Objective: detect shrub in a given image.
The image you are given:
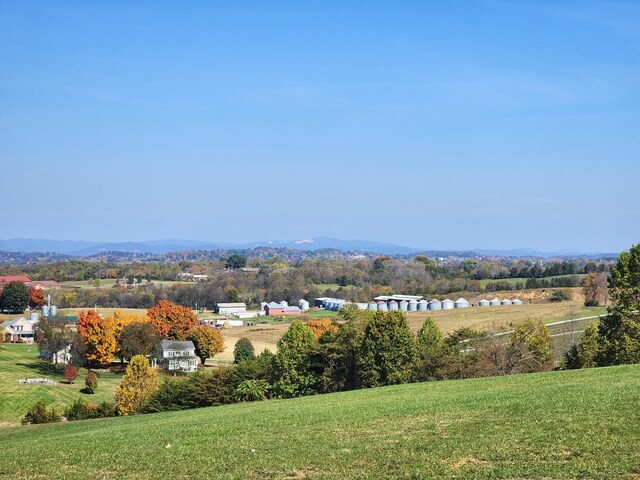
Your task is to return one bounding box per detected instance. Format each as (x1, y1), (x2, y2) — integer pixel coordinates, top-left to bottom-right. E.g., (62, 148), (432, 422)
(22, 401), (60, 425)
(550, 289), (572, 302)
(63, 364), (78, 384)
(234, 379), (271, 402)
(64, 399), (117, 421)
(233, 337), (255, 363)
(84, 371), (98, 393)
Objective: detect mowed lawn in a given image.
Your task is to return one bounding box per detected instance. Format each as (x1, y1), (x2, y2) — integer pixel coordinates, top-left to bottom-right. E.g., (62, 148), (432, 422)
(1, 365), (639, 479)
(0, 344), (121, 427)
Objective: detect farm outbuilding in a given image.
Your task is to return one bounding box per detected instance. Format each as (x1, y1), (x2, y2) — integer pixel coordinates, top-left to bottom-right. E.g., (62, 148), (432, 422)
(478, 299), (490, 307)
(441, 299), (454, 310)
(417, 299), (429, 311)
(408, 300), (418, 312)
(399, 300), (409, 312)
(454, 298), (470, 308)
(501, 299), (513, 306)
(215, 303), (247, 315)
(512, 299), (523, 305)
(428, 299), (442, 311)
(388, 300), (399, 311)
(298, 299), (310, 311)
(378, 301), (388, 312)
(489, 298), (501, 306)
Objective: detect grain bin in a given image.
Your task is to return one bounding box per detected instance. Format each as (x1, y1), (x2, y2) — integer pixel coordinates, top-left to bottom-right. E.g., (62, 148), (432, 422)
(489, 298), (501, 306)
(441, 299), (454, 310)
(512, 298), (523, 305)
(378, 301), (388, 312)
(454, 298), (470, 309)
(30, 311), (39, 322)
(417, 299), (429, 311)
(368, 302), (378, 311)
(428, 299), (442, 311)
(408, 300), (418, 312)
(478, 299), (490, 307)
(501, 299), (513, 306)
(280, 300), (288, 307)
(298, 299), (310, 311)
(42, 305), (50, 317)
(399, 300), (409, 312)
(50, 305), (58, 316)
(388, 300), (399, 311)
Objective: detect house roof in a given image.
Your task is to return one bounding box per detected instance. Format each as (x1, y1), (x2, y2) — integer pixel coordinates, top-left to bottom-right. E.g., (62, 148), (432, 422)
(266, 302), (283, 308)
(284, 306), (301, 312)
(160, 340), (195, 350)
(0, 276), (30, 283)
(2, 317), (29, 327)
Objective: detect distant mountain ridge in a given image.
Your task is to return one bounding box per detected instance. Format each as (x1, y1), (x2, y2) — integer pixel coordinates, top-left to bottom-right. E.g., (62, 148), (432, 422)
(0, 237), (618, 258)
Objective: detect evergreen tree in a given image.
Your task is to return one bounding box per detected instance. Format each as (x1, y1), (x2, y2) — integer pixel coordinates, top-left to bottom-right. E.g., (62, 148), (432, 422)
(233, 337), (255, 363)
(273, 320), (317, 398)
(1, 281), (30, 314)
(414, 317), (450, 381)
(356, 311), (416, 388)
(565, 323), (600, 369)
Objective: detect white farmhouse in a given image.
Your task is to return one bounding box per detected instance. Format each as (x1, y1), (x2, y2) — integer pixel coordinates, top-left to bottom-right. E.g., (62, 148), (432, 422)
(156, 340), (198, 373)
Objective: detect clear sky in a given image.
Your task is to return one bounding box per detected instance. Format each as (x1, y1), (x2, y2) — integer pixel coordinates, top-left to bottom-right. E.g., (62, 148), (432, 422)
(1, 1), (638, 252)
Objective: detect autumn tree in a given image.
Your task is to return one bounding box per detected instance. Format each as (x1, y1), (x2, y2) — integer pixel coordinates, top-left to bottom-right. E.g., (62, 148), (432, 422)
(583, 272), (609, 306)
(356, 311), (416, 388)
(273, 320), (318, 398)
(564, 323), (600, 369)
(28, 287), (45, 308)
(119, 322), (160, 361)
(147, 300), (198, 340)
(596, 243), (640, 365)
(77, 310), (117, 367)
(233, 337), (255, 363)
(64, 364), (78, 384)
(305, 318), (339, 339)
(1, 281), (30, 314)
(114, 355), (158, 415)
(189, 326), (225, 365)
(109, 312), (149, 362)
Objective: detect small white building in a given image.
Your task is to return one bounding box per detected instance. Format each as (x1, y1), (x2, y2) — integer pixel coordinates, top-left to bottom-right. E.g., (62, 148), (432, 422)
(215, 319), (244, 327)
(215, 303), (247, 315)
(298, 299), (310, 311)
(156, 340), (198, 372)
(40, 344), (73, 365)
(1, 317), (35, 343)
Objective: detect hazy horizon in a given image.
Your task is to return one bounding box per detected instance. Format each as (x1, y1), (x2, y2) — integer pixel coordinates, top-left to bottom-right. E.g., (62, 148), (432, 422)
(2, 1), (639, 252)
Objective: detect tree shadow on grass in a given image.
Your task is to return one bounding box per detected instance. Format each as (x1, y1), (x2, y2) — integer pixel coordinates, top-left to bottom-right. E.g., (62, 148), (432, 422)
(16, 361), (64, 378)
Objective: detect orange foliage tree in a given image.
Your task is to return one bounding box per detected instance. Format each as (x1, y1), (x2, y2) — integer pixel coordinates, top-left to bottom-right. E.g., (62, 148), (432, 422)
(305, 318), (339, 339)
(28, 287), (45, 308)
(147, 300), (199, 340)
(109, 312), (149, 362)
(189, 325), (225, 364)
(77, 310), (117, 367)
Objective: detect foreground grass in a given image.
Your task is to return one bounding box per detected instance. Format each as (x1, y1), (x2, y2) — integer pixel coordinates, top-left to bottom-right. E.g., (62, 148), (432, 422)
(0, 344), (121, 427)
(1, 365), (638, 479)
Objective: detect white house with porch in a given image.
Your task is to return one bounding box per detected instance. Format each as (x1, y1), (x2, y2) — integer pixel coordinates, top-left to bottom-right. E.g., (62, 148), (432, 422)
(1, 317), (35, 343)
(155, 340), (198, 372)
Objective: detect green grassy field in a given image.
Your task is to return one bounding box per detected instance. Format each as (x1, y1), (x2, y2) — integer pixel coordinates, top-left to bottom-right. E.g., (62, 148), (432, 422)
(1, 364), (638, 479)
(478, 274), (588, 288)
(0, 344), (121, 427)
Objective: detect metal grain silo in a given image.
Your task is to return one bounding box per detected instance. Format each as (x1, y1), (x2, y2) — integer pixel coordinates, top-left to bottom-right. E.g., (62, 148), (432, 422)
(388, 300), (399, 311)
(280, 300), (288, 307)
(42, 305), (50, 317)
(501, 299), (513, 306)
(417, 299), (429, 311)
(298, 299), (310, 311)
(428, 299), (442, 311)
(489, 298), (501, 306)
(368, 302), (377, 311)
(441, 298), (454, 310)
(30, 311), (39, 322)
(50, 305), (58, 316)
(408, 300), (418, 312)
(399, 300), (409, 312)
(478, 299), (490, 307)
(454, 298), (470, 309)
(512, 298), (523, 305)
(378, 301), (388, 312)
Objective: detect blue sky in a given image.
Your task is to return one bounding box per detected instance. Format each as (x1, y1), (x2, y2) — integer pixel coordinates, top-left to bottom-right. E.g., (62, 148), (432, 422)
(1, 1), (638, 251)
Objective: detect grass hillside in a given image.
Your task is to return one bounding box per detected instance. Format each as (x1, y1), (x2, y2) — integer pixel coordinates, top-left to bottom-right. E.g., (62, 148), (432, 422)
(1, 365), (638, 479)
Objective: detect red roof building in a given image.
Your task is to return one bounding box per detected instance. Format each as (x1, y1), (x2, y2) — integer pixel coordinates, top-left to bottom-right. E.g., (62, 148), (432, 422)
(0, 276), (31, 284)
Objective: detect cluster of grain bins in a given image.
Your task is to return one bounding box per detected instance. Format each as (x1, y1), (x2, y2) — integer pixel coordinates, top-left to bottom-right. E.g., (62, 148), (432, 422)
(478, 298), (523, 307)
(366, 295), (471, 312)
(314, 297), (349, 311)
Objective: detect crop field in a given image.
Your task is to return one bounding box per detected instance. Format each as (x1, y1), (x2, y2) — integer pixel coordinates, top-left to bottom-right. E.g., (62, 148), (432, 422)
(60, 279), (195, 289)
(0, 344), (121, 427)
(1, 364), (638, 479)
